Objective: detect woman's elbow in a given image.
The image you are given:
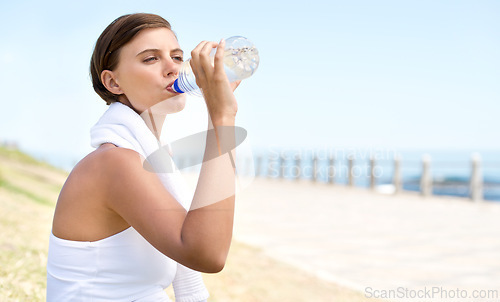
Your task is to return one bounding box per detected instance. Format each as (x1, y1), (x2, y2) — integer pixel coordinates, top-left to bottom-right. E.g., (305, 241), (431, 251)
(196, 253), (227, 273)
(168, 237), (230, 273)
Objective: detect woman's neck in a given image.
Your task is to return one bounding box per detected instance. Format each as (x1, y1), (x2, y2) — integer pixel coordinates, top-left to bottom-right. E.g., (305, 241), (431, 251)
(141, 108), (166, 140)
(118, 95), (187, 141)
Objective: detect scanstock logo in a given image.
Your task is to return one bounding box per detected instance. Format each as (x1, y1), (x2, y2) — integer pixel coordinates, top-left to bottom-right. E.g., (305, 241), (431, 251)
(144, 126), (248, 173)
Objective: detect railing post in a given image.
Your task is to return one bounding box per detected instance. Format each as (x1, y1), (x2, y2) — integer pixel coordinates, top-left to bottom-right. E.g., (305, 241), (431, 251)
(393, 154), (402, 194)
(328, 154), (335, 185)
(370, 155), (376, 191)
(420, 154), (432, 196)
(255, 155), (262, 177)
(279, 153), (286, 179)
(294, 153), (301, 181)
(470, 153), (483, 202)
(267, 153), (275, 178)
(312, 153), (318, 182)
(348, 155), (355, 187)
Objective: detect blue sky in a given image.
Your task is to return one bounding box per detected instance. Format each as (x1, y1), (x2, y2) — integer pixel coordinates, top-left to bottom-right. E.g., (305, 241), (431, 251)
(0, 0), (499, 167)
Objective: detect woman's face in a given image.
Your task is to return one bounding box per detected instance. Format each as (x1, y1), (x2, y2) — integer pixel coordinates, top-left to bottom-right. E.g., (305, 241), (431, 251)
(111, 27), (184, 113)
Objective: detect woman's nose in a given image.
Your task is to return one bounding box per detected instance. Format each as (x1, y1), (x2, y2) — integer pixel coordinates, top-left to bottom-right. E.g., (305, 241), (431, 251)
(163, 57), (180, 77)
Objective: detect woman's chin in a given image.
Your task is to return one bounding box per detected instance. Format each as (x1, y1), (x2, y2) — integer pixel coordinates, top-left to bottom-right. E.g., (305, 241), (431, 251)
(151, 94), (187, 114)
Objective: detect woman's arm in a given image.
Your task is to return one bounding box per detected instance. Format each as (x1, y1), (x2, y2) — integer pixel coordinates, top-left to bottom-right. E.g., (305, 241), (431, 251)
(103, 40), (239, 273)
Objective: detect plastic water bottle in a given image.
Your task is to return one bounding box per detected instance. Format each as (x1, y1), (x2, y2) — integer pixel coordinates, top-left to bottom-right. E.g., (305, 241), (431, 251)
(172, 36), (259, 96)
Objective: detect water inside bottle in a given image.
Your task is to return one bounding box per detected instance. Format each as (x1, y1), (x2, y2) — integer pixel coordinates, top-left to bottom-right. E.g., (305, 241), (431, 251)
(223, 46), (259, 80)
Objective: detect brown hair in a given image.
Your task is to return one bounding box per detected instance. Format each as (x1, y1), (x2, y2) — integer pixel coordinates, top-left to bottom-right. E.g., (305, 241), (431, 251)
(90, 13), (172, 105)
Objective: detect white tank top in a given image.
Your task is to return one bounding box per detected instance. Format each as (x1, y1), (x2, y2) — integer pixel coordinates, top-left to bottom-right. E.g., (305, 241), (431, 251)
(46, 227), (176, 301)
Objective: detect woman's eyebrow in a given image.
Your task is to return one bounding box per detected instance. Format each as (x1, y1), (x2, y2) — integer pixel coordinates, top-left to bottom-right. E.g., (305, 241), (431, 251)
(171, 48), (184, 56)
(136, 48), (184, 57)
(136, 49), (160, 57)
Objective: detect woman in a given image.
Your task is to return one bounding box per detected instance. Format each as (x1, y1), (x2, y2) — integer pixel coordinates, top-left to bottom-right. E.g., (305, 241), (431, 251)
(47, 13), (240, 301)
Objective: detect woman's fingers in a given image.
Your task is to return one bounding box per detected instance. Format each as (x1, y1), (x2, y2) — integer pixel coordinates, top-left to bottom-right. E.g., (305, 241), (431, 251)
(198, 41), (219, 80)
(213, 39), (226, 80)
(189, 39), (238, 119)
(190, 41), (209, 86)
(191, 40), (231, 91)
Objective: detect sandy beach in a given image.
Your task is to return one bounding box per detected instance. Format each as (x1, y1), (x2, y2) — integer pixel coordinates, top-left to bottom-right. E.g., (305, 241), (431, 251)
(224, 176), (500, 302)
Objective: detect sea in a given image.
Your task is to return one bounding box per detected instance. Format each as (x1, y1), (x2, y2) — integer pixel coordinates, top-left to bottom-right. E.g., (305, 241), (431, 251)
(30, 147), (500, 202)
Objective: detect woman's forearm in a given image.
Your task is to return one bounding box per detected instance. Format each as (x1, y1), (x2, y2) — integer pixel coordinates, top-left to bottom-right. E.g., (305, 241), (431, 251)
(179, 116), (236, 273)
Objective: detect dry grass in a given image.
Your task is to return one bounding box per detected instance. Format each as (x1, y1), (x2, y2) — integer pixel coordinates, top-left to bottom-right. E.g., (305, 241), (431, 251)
(0, 149), (62, 301)
(0, 147), (379, 301)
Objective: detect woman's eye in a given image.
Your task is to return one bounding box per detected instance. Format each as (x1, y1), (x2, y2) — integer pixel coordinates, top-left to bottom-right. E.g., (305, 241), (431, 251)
(143, 56), (159, 63)
(172, 56), (184, 62)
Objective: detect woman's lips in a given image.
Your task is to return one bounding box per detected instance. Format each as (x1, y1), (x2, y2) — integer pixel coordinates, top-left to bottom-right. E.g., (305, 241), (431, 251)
(166, 80), (180, 94)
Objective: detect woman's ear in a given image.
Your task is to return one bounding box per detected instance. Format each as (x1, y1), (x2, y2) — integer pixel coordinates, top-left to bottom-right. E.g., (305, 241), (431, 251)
(101, 70), (123, 95)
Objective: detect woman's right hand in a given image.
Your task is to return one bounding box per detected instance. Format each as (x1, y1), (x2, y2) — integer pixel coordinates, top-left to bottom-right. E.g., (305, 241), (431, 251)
(189, 39), (240, 123)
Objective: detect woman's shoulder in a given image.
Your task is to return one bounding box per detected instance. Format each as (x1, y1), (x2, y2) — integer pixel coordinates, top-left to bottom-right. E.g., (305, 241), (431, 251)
(75, 144), (142, 175)
(64, 144), (145, 192)
(52, 144), (141, 241)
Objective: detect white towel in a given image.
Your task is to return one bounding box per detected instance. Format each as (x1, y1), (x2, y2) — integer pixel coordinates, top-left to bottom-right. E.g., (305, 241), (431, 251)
(90, 101), (208, 302)
(90, 102), (191, 207)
